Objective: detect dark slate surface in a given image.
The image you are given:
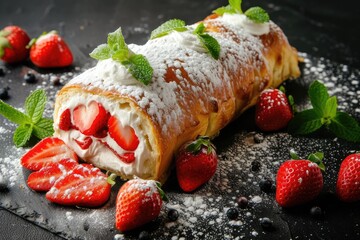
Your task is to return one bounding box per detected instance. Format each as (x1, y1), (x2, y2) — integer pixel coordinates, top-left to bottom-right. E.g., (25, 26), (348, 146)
(0, 0), (359, 240)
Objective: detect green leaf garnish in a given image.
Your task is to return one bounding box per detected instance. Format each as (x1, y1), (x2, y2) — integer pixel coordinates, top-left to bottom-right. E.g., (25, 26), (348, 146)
(197, 34), (221, 60)
(150, 19), (187, 39)
(25, 89), (46, 123)
(90, 27), (153, 85)
(13, 124), (33, 147)
(126, 54), (153, 86)
(213, 0), (270, 24)
(193, 23), (221, 60)
(289, 80), (360, 142)
(244, 7), (270, 23)
(0, 89), (54, 147)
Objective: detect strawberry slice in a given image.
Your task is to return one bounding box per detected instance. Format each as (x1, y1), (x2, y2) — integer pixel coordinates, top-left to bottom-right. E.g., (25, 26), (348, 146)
(21, 137), (78, 171)
(108, 116), (139, 151)
(73, 101), (108, 136)
(58, 109), (72, 131)
(46, 164), (111, 207)
(100, 140), (135, 164)
(27, 158), (78, 192)
(75, 137), (93, 150)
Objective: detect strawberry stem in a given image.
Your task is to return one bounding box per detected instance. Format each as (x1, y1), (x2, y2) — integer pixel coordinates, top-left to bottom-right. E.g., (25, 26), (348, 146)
(107, 172), (117, 186)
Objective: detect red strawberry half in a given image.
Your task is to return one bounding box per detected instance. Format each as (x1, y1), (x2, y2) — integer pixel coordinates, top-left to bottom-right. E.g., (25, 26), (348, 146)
(276, 151), (324, 207)
(29, 31), (73, 68)
(336, 153), (360, 202)
(108, 116), (139, 151)
(27, 158), (78, 192)
(255, 88), (293, 132)
(58, 108), (72, 131)
(0, 26), (30, 63)
(73, 101), (109, 136)
(176, 136), (218, 192)
(21, 137), (78, 171)
(46, 164), (111, 207)
(115, 179), (164, 232)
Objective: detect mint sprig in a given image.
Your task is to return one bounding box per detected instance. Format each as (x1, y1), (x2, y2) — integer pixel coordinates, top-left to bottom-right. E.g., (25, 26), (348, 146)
(0, 89), (54, 147)
(90, 28), (153, 85)
(213, 0), (269, 24)
(150, 19), (187, 39)
(193, 23), (220, 60)
(288, 80), (360, 142)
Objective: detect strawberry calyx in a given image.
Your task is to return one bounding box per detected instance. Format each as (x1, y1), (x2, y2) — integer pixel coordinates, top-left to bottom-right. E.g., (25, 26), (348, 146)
(185, 136), (216, 155)
(0, 30), (11, 58)
(289, 149), (326, 171)
(279, 85), (296, 114)
(155, 181), (168, 202)
(26, 30), (58, 49)
(106, 172), (118, 186)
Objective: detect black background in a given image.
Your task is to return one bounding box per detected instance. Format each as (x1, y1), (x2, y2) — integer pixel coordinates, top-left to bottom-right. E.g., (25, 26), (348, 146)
(1, 0), (360, 239)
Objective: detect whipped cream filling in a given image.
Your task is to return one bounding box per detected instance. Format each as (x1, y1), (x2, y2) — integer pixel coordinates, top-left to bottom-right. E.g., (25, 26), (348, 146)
(221, 13), (270, 36)
(54, 92), (154, 179)
(170, 28), (208, 54)
(95, 59), (139, 85)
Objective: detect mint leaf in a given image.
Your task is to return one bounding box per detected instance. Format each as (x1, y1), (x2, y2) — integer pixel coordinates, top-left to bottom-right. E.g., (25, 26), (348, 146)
(33, 118), (54, 139)
(213, 5), (236, 15)
(150, 19), (187, 39)
(245, 7), (270, 23)
(127, 54), (153, 85)
(288, 109), (323, 134)
(329, 112), (360, 142)
(25, 89), (46, 123)
(323, 96), (337, 120)
(0, 100), (30, 125)
(309, 80), (329, 115)
(194, 23), (206, 35)
(90, 28), (154, 85)
(229, 0), (242, 13)
(89, 44), (111, 60)
(107, 27), (127, 51)
(112, 49), (130, 62)
(197, 34), (221, 60)
(13, 124), (33, 147)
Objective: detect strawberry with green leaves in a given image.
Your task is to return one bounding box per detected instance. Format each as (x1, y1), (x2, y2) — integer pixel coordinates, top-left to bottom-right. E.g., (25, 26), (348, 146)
(0, 26), (30, 63)
(276, 151), (325, 207)
(289, 80), (360, 142)
(28, 31), (73, 68)
(336, 153), (360, 202)
(115, 179), (166, 232)
(255, 88), (293, 132)
(176, 136), (218, 192)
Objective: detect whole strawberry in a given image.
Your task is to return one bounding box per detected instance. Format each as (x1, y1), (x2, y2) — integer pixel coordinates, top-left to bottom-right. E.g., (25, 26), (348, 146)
(29, 31), (73, 68)
(255, 88), (293, 132)
(276, 151), (324, 207)
(176, 136), (218, 192)
(0, 26), (30, 63)
(336, 153), (360, 202)
(115, 179), (165, 232)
